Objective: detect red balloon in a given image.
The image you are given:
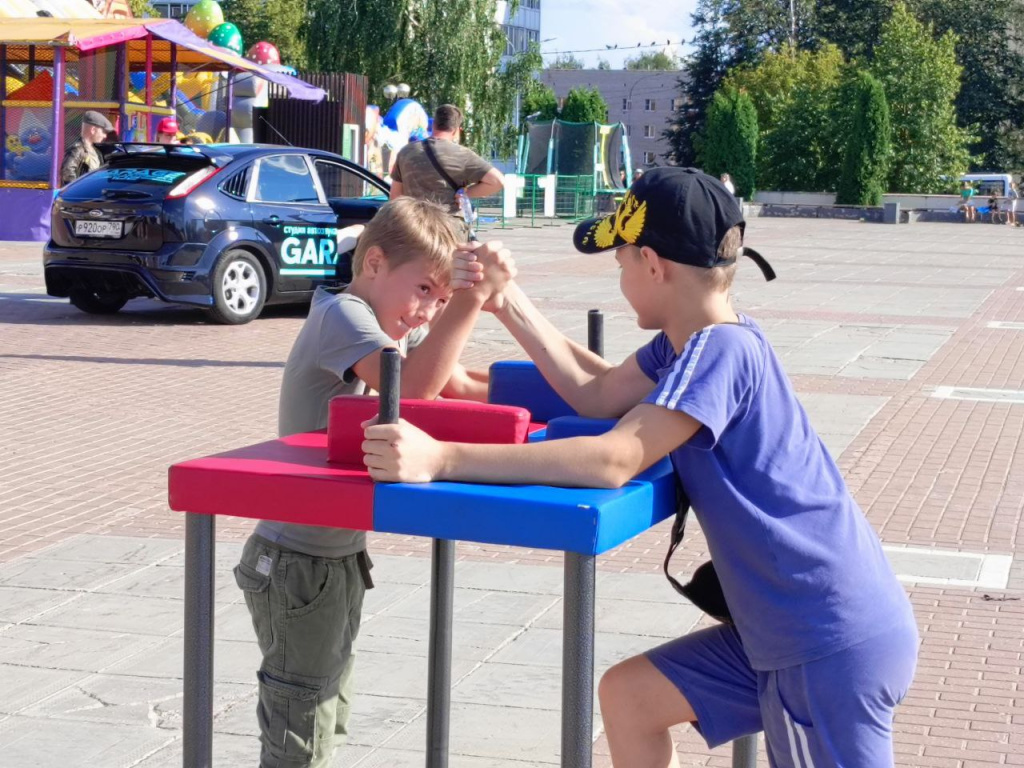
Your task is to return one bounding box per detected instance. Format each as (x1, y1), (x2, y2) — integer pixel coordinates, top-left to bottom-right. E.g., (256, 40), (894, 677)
(246, 42), (281, 66)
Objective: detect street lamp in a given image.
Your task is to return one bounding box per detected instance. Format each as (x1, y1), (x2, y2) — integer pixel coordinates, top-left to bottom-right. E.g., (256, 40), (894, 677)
(383, 83), (410, 102)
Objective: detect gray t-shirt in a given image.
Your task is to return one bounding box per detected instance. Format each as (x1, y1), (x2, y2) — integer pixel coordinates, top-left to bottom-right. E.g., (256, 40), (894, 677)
(392, 137), (494, 213)
(256, 287), (425, 557)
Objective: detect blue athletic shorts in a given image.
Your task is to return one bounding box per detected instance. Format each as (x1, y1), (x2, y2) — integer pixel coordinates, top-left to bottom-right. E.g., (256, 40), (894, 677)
(645, 620), (918, 767)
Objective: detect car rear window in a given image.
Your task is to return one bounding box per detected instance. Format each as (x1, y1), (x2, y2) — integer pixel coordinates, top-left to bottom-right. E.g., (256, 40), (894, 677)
(62, 153), (217, 200)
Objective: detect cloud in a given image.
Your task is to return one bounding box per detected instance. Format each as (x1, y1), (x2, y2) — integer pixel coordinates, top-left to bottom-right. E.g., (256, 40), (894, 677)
(542, 0), (698, 68)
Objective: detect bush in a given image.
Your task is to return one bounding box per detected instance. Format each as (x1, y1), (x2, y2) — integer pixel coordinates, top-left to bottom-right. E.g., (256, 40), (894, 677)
(695, 86), (758, 197)
(836, 71), (891, 206)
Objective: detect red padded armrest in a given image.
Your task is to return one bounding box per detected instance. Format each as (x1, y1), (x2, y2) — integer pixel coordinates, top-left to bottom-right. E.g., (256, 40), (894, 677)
(327, 396), (531, 465)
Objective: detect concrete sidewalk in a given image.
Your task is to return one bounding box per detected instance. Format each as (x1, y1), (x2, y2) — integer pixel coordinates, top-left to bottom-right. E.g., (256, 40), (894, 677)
(1, 218), (1022, 766)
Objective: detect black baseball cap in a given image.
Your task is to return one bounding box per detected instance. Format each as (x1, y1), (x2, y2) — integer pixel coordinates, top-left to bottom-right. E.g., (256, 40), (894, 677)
(573, 167), (775, 281)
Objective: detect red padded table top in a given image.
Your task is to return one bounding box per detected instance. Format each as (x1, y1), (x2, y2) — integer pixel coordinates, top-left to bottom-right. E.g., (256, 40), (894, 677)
(168, 431), (375, 530)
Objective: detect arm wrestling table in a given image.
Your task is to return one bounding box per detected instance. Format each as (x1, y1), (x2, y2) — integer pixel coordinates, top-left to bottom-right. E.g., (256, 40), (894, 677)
(168, 319), (758, 768)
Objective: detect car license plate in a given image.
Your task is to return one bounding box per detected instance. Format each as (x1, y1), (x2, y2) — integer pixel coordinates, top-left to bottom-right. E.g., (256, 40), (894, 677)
(74, 219), (123, 238)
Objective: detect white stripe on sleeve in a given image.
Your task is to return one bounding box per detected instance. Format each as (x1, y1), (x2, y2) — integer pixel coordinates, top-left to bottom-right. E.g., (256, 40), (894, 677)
(655, 326), (713, 410)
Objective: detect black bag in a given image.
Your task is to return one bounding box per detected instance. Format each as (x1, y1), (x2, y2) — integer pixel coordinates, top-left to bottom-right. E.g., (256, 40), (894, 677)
(663, 483), (733, 624)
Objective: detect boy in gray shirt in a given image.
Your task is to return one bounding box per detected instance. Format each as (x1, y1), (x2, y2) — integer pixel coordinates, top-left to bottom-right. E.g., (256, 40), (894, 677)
(234, 196), (514, 768)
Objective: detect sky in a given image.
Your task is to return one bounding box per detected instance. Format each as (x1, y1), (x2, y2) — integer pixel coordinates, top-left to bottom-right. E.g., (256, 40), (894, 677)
(540, 0), (699, 69)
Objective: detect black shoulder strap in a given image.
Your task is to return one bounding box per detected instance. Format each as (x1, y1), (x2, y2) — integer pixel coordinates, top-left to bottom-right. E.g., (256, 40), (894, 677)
(663, 478), (734, 624)
(422, 139), (461, 191)
(663, 479), (694, 596)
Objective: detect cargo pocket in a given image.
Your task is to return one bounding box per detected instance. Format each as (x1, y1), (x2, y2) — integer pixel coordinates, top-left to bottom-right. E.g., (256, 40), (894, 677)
(234, 561), (272, 649)
(256, 666), (326, 762)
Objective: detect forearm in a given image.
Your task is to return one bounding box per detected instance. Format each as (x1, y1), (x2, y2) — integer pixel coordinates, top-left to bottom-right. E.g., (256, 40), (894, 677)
(438, 435), (633, 488)
(402, 294), (484, 399)
(494, 283), (613, 416)
(466, 180), (502, 198)
(440, 365), (489, 402)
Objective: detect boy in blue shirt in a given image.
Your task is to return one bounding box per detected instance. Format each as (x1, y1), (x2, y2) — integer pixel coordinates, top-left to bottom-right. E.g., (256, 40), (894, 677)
(363, 168), (918, 767)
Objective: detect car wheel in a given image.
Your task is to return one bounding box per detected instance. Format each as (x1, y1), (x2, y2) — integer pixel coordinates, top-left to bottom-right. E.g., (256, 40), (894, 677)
(208, 250), (267, 325)
(68, 287), (129, 315)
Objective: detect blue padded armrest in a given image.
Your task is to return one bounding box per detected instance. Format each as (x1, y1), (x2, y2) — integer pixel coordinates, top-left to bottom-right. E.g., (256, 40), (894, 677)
(545, 416), (618, 440)
(373, 457), (677, 556)
(488, 361), (576, 423)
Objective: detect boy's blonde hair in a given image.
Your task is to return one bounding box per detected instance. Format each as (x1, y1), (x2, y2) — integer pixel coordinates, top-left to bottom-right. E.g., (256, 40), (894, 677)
(352, 197), (459, 282)
(702, 225), (742, 291)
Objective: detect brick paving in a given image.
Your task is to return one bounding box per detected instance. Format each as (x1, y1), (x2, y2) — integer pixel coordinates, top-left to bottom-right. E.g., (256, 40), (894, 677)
(1, 218), (1022, 766)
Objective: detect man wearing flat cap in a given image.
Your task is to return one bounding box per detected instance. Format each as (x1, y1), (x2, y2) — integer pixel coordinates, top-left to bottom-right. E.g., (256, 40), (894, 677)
(60, 110), (113, 186)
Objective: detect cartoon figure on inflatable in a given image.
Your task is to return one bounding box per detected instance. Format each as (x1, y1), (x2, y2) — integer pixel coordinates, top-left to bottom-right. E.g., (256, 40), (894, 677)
(367, 98), (429, 180)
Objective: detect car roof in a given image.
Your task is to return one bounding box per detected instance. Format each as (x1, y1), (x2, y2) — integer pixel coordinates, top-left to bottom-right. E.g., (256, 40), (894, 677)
(100, 143), (382, 181)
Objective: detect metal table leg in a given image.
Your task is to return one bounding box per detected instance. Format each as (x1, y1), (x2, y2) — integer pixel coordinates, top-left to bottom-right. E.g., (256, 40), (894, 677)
(183, 512), (215, 768)
(562, 552), (596, 768)
(732, 733), (758, 767)
(426, 537), (455, 768)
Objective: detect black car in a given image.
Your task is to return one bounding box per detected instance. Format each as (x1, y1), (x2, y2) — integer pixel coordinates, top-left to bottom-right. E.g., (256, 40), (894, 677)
(44, 143), (389, 324)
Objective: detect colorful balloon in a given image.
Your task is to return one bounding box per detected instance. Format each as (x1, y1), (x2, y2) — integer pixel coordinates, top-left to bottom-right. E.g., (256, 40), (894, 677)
(246, 41), (280, 66)
(184, 0), (224, 39)
(208, 22), (244, 57)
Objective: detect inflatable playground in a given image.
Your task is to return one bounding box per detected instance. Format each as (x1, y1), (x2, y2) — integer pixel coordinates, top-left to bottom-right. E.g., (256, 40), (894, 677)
(0, 10), (321, 240)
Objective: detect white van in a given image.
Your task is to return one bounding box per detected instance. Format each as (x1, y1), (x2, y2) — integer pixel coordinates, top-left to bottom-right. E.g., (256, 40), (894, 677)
(959, 173), (1013, 197)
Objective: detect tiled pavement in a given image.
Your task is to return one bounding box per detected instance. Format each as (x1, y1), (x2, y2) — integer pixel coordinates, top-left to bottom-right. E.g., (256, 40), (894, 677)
(0, 218), (1021, 766)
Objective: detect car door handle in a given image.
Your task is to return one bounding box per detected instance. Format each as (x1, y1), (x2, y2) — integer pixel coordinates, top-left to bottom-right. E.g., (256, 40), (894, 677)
(262, 216), (282, 226)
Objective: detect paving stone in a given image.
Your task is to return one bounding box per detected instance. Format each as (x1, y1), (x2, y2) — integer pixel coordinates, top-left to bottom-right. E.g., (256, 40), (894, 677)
(0, 624), (162, 672)
(385, 586), (561, 628)
(359, 613), (521, 662)
(384, 701), (582, 764)
(355, 649), (477, 701)
(27, 593), (185, 636)
(0, 558), (140, 591)
(534, 596), (698, 639)
(0, 585), (76, 623)
(21, 673), (252, 729)
(93, 563), (240, 604)
(28, 535), (183, 565)
(107, 636), (263, 685)
(0, 663), (93, 713)
(0, 716), (175, 768)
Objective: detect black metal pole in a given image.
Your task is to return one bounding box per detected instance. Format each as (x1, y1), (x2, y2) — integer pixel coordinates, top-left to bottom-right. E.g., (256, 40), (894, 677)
(732, 734), (758, 767)
(562, 552), (596, 768)
(557, 311), (604, 767)
(183, 512), (215, 768)
(377, 349), (453, 767)
(426, 538), (455, 768)
(587, 309), (604, 359)
(378, 347), (401, 425)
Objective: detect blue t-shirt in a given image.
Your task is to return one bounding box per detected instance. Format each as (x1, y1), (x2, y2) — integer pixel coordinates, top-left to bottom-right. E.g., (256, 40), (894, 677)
(637, 316), (914, 671)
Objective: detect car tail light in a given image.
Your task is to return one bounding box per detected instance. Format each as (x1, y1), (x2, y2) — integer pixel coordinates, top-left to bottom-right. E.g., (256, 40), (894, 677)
(167, 166), (223, 199)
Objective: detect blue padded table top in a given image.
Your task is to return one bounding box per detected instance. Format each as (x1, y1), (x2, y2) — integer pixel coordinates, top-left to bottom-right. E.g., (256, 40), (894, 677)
(373, 457), (677, 555)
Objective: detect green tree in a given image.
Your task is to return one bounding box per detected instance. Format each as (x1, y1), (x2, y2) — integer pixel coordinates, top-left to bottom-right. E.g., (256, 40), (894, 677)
(695, 86), (758, 197)
(908, 0), (1024, 172)
(549, 53), (585, 70)
(726, 43), (845, 190)
(128, 0), (157, 16)
(222, 0), (308, 68)
(520, 74), (558, 122)
(836, 71), (892, 205)
(596, 58), (612, 71)
(813, 0), (895, 58)
(870, 2), (972, 193)
(625, 51), (679, 70)
(665, 0), (732, 166)
(304, 0), (518, 157)
(560, 86), (608, 123)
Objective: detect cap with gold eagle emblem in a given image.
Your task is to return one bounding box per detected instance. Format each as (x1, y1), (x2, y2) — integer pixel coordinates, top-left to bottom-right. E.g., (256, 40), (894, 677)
(573, 167), (775, 281)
